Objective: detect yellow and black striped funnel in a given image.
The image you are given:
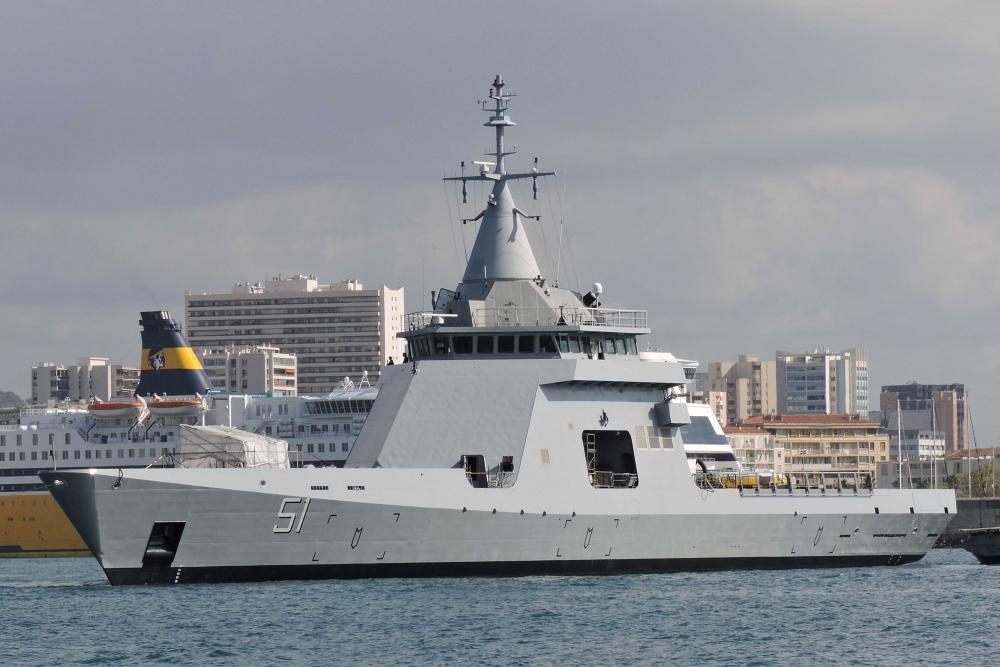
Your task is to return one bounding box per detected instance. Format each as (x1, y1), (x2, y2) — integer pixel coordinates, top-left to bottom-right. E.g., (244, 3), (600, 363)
(134, 311), (213, 397)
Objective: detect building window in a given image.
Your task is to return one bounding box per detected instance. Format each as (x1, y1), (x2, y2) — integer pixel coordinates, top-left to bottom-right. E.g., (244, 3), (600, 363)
(32, 433), (38, 446)
(65, 433), (71, 445)
(31, 451), (38, 461)
(319, 443), (325, 453)
(342, 442), (349, 452)
(48, 433), (54, 446)
(85, 450), (92, 459)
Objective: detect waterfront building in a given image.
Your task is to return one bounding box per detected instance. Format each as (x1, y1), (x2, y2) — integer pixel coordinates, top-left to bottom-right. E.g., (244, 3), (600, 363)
(775, 348), (869, 417)
(723, 425), (784, 473)
(185, 275), (405, 394)
(197, 345), (298, 396)
(876, 447), (999, 491)
(880, 383), (968, 453)
(741, 414), (889, 476)
(31, 358), (139, 404)
(704, 355), (776, 425)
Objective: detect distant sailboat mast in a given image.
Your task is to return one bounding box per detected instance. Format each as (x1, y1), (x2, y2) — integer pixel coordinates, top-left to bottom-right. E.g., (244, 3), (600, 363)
(897, 397), (904, 489)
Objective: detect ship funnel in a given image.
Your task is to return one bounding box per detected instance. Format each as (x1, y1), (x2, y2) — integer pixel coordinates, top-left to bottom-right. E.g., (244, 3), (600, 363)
(134, 311), (213, 397)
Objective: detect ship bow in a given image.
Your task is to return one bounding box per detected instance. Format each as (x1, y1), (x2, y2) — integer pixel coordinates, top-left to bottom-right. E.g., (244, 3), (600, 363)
(38, 470), (103, 559)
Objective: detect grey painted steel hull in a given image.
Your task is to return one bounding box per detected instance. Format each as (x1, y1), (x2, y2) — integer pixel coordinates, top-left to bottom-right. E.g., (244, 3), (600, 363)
(42, 469), (954, 585)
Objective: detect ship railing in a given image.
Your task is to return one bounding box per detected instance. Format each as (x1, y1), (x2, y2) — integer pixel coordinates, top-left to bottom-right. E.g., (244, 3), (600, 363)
(473, 307), (648, 329)
(464, 470), (516, 489)
(590, 470), (639, 489)
(694, 470), (874, 496)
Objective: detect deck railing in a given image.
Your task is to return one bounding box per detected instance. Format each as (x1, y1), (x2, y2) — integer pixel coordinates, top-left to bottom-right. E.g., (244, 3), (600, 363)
(404, 307), (647, 331)
(694, 470), (874, 497)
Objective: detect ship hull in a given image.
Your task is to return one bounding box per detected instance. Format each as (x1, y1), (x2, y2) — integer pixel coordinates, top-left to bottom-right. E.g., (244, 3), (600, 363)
(41, 468), (955, 585)
(0, 493), (88, 558)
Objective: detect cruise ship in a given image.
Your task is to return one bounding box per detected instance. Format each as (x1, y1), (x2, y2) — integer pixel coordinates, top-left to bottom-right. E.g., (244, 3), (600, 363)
(0, 312), (375, 557)
(44, 76), (955, 584)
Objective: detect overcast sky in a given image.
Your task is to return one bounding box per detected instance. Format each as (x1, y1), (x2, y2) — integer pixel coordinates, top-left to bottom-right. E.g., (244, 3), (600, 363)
(2, 2), (999, 440)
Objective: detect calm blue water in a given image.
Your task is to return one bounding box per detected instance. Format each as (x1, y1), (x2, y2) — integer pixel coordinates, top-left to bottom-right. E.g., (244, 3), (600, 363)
(3, 549), (997, 666)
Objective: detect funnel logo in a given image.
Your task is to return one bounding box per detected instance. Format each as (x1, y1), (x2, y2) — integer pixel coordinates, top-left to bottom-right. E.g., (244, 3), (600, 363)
(148, 349), (166, 371)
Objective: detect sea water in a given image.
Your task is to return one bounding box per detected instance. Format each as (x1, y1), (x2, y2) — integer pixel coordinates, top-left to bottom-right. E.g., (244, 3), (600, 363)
(3, 549), (997, 666)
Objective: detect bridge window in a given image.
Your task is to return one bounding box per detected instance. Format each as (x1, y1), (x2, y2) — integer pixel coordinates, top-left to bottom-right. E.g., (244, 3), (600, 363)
(615, 337), (626, 355)
(477, 335), (494, 354)
(434, 336), (451, 355)
(498, 335), (515, 353)
(518, 335), (536, 353)
(626, 337), (638, 355)
(453, 335), (473, 354)
(569, 336), (582, 353)
(540, 335), (558, 354)
(583, 430), (638, 489)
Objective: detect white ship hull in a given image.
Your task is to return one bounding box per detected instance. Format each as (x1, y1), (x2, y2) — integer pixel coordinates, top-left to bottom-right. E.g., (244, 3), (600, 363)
(42, 463), (954, 585)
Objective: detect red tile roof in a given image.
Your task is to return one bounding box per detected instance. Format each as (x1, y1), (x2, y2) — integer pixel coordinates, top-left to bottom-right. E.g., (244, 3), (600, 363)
(723, 426), (768, 434)
(742, 414), (880, 427)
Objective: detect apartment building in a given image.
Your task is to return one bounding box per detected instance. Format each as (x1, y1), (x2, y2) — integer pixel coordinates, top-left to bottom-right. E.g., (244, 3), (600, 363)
(704, 355), (776, 425)
(880, 382), (968, 453)
(31, 358), (139, 404)
(186, 275), (404, 395)
(775, 348), (869, 417)
(197, 345), (298, 396)
(742, 414), (889, 476)
(723, 426), (785, 473)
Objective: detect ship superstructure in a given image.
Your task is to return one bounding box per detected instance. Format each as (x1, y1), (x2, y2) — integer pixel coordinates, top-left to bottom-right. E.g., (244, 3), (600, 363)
(42, 77), (955, 583)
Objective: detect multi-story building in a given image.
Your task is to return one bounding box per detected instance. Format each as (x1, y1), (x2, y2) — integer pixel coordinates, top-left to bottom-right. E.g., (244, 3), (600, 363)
(197, 345), (298, 396)
(775, 348), (869, 417)
(723, 425), (784, 473)
(704, 355), (776, 425)
(185, 275), (405, 395)
(880, 383), (968, 454)
(741, 414), (889, 476)
(31, 358), (139, 404)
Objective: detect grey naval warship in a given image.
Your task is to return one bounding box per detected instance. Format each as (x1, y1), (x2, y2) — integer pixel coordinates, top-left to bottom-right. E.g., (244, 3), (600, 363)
(43, 76), (956, 585)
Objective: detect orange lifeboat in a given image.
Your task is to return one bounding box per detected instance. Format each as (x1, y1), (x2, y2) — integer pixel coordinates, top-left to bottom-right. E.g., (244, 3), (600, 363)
(148, 397), (204, 417)
(88, 398), (145, 420)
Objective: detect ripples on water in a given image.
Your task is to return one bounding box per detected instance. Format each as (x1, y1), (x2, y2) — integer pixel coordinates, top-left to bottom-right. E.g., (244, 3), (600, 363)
(4, 549), (997, 666)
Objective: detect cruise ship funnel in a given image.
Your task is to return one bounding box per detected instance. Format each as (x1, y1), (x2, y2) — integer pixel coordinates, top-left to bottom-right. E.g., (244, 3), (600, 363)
(134, 311), (213, 397)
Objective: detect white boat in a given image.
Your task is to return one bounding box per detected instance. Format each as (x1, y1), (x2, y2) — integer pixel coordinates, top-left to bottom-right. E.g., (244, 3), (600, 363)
(42, 76), (955, 584)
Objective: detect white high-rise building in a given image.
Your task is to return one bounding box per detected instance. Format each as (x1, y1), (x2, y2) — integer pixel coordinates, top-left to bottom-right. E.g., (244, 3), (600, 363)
(775, 348), (869, 417)
(197, 345), (298, 396)
(185, 276), (404, 395)
(30, 358), (140, 404)
(704, 354), (777, 425)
